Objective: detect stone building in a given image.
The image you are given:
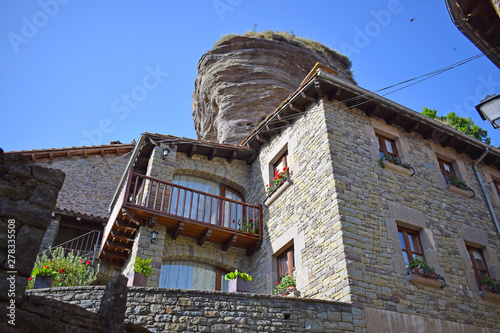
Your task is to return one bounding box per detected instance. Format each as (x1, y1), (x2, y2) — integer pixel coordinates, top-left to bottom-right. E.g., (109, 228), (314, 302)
(8, 34), (500, 331)
(93, 62), (500, 331)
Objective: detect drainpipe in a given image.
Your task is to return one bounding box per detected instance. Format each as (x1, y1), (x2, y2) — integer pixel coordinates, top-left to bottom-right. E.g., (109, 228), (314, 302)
(473, 148), (500, 238)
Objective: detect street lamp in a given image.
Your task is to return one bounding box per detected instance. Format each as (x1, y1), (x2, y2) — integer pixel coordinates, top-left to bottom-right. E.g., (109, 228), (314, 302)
(476, 94), (500, 129)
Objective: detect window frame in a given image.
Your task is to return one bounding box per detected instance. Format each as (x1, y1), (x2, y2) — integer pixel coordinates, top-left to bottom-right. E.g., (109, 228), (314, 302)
(493, 179), (500, 197)
(160, 260), (230, 291)
(376, 133), (398, 158)
(273, 151), (288, 175)
(466, 245), (490, 287)
(398, 226), (425, 264)
(277, 245), (295, 281)
(437, 158), (456, 183)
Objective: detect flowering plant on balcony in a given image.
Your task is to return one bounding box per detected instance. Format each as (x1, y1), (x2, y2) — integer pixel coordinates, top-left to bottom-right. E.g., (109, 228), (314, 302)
(378, 154), (413, 171)
(408, 256), (435, 275)
(480, 275), (500, 293)
(263, 168), (289, 196)
(273, 274), (296, 295)
(28, 247), (99, 289)
(447, 174), (472, 191)
(236, 216), (258, 236)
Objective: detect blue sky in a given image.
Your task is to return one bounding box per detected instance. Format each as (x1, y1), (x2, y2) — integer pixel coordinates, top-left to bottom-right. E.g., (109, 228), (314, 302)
(1, 0), (499, 152)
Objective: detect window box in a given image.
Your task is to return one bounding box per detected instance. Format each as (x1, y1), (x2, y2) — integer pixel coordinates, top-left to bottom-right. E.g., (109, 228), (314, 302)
(407, 268), (446, 289)
(479, 287), (500, 302)
(279, 286), (299, 297)
(446, 184), (475, 198)
(126, 272), (148, 287)
(378, 155), (415, 177)
(264, 177), (292, 206)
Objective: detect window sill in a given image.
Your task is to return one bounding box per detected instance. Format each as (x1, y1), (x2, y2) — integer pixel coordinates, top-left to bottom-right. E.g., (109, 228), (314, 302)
(264, 178), (292, 206)
(446, 184), (475, 198)
(407, 272), (445, 289)
(384, 161), (414, 177)
(479, 289), (500, 302)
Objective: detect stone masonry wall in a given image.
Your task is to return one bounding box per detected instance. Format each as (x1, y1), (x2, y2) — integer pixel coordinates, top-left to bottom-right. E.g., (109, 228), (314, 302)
(121, 144), (252, 288)
(28, 286), (358, 332)
(246, 99), (352, 304)
(36, 151), (131, 218)
(322, 99), (500, 330)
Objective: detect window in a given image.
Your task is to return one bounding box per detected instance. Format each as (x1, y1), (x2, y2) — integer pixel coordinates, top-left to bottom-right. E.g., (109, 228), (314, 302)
(398, 226), (424, 265)
(277, 246), (295, 280)
(273, 151), (288, 175)
(159, 260), (229, 291)
(437, 158), (456, 183)
(466, 245), (489, 287)
(493, 179), (500, 197)
(376, 134), (398, 158)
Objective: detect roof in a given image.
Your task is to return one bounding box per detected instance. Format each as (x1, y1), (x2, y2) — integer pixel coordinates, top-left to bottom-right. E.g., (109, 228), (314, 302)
(6, 142), (136, 162)
(241, 65), (500, 169)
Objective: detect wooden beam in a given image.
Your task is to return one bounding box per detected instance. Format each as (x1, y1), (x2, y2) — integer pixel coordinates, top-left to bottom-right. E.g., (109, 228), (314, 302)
(49, 153), (53, 161)
(246, 151), (256, 165)
(441, 136), (452, 148)
(102, 249), (129, 260)
(110, 230), (135, 241)
(365, 104), (379, 117)
(107, 240), (133, 251)
(265, 125), (280, 134)
(222, 234), (237, 251)
(255, 134), (269, 144)
(288, 103), (304, 113)
(385, 114), (400, 126)
(245, 240), (262, 256)
(314, 80), (324, 98)
(100, 149), (104, 157)
(31, 154), (36, 163)
(277, 115), (291, 124)
(172, 222), (185, 240)
(422, 129), (433, 140)
(208, 148), (217, 161)
(300, 91), (317, 102)
(149, 214), (158, 228)
(115, 219), (139, 231)
(330, 87), (342, 101)
(346, 97), (358, 108)
(188, 144), (197, 158)
(404, 121), (419, 133)
(198, 228), (212, 246)
(121, 207), (145, 226)
(227, 151), (236, 163)
(455, 143), (468, 154)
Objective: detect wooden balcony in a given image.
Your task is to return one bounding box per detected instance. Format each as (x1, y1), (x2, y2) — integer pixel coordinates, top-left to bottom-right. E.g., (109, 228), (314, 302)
(100, 172), (262, 265)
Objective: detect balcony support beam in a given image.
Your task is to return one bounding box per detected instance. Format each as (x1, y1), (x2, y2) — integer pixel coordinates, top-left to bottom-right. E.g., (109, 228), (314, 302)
(171, 222), (184, 240)
(121, 207), (146, 226)
(198, 228), (212, 246)
(246, 240), (262, 256)
(223, 234), (237, 251)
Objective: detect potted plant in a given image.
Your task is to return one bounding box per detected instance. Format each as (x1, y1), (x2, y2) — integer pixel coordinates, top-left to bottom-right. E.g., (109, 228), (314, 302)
(407, 257), (446, 288)
(32, 265), (57, 289)
(225, 270), (252, 293)
(479, 275), (500, 301)
(127, 257), (152, 287)
(273, 274), (298, 297)
(262, 167), (289, 197)
(378, 154), (415, 176)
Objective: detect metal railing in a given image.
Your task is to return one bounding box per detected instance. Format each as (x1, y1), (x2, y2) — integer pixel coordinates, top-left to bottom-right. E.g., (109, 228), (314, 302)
(38, 230), (101, 265)
(125, 172), (261, 236)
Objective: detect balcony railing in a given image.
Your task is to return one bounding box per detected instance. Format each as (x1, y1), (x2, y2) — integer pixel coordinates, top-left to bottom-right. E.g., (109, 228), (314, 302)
(38, 230), (101, 266)
(124, 172), (262, 238)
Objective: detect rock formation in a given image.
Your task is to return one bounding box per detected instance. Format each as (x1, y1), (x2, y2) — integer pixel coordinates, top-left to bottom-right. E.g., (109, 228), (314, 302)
(193, 33), (355, 145)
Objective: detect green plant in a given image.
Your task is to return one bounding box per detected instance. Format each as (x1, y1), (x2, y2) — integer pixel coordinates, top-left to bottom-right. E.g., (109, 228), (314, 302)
(28, 247), (99, 289)
(447, 175), (471, 190)
(263, 168), (289, 196)
(408, 256), (435, 275)
(273, 274), (296, 295)
(224, 270), (252, 281)
(480, 275), (500, 292)
(134, 257), (153, 277)
(235, 216), (258, 236)
(378, 154), (413, 170)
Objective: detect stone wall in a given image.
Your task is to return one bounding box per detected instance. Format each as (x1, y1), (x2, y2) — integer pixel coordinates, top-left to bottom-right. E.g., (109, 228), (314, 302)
(321, 99), (500, 329)
(28, 286), (359, 332)
(35, 151), (131, 219)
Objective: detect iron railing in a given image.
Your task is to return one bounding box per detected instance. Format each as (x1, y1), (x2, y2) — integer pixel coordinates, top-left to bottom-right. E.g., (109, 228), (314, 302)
(38, 230), (101, 265)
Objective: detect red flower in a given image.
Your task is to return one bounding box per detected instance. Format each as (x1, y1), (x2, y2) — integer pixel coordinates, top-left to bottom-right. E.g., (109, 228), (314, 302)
(80, 260), (84, 263)
(44, 266), (49, 269)
(276, 282), (280, 285)
(59, 269), (65, 274)
(28, 277), (32, 281)
(86, 260), (91, 265)
(248, 233), (252, 237)
(283, 167), (287, 172)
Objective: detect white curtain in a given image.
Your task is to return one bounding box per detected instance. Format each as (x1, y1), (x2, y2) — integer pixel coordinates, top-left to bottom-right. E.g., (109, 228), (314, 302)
(169, 175), (220, 224)
(223, 188), (243, 229)
(159, 261), (216, 291)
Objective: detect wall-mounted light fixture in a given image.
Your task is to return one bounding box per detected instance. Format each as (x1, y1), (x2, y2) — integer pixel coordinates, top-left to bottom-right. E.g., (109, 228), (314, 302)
(163, 148), (170, 160)
(151, 230), (159, 244)
(476, 94), (500, 129)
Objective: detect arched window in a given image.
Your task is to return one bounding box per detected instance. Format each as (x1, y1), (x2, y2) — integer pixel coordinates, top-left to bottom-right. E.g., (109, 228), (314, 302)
(159, 260), (228, 291)
(169, 175), (244, 229)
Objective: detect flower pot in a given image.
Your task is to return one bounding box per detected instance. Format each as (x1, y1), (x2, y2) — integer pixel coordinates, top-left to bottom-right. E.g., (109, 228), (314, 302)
(480, 287), (500, 302)
(282, 286), (299, 297)
(126, 272), (148, 287)
(33, 275), (54, 289)
(228, 277), (250, 293)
